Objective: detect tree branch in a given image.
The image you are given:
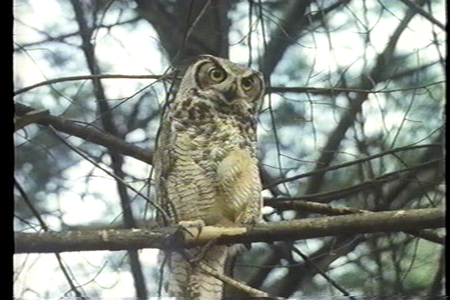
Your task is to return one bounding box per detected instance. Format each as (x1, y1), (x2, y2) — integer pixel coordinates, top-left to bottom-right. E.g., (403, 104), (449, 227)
(303, 1), (427, 195)
(199, 262), (269, 297)
(14, 102), (153, 164)
(399, 0), (445, 30)
(265, 158), (442, 201)
(68, 2), (147, 296)
(13, 74), (168, 95)
(15, 208), (444, 254)
(268, 80), (445, 96)
(260, 0), (347, 76)
(14, 72), (443, 97)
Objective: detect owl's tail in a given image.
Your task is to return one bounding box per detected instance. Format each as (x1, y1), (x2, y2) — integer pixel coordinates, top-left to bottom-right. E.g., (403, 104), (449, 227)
(166, 245), (229, 299)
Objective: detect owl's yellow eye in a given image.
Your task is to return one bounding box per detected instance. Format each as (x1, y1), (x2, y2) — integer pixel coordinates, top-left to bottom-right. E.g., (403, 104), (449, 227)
(208, 67), (227, 82)
(241, 77), (254, 91)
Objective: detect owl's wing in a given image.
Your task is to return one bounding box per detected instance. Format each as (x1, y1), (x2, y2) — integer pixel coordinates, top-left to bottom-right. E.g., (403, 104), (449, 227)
(217, 148), (263, 224)
(155, 120), (220, 225)
(153, 118), (177, 224)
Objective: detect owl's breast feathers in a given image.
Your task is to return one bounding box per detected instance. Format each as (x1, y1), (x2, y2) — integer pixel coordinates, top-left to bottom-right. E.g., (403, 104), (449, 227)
(163, 93), (261, 225)
(154, 55), (265, 298)
(216, 148), (261, 223)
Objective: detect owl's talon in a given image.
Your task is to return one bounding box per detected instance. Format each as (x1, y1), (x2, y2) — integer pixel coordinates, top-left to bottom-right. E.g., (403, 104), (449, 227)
(178, 219), (205, 238)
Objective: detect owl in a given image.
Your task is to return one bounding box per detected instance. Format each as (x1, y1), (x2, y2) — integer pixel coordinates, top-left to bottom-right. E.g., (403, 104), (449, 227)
(153, 54), (265, 298)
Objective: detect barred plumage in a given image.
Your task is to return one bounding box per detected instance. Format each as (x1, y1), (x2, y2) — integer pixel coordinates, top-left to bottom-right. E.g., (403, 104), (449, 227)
(153, 54), (265, 298)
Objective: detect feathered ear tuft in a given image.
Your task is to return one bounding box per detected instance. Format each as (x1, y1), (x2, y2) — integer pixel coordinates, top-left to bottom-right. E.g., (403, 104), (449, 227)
(165, 55), (214, 101)
(169, 55), (212, 90)
(175, 54), (214, 75)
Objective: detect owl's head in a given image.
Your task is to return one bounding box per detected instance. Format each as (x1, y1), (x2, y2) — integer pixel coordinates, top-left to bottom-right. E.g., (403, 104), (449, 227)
(177, 55), (265, 113)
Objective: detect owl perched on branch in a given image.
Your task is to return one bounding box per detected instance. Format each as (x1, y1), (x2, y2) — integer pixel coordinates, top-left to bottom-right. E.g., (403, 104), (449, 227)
(153, 54), (265, 298)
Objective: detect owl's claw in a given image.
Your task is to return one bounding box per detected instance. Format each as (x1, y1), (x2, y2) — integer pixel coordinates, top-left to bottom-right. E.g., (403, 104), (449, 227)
(177, 220), (217, 266)
(178, 219), (205, 239)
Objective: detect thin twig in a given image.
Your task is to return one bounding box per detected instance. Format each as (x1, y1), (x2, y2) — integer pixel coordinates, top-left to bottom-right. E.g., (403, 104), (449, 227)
(14, 74), (444, 97)
(182, 0), (213, 51)
(14, 179), (49, 231)
(199, 262), (269, 297)
(14, 16), (141, 50)
(13, 74), (173, 95)
(264, 144), (441, 189)
(268, 80), (445, 95)
(48, 125), (169, 223)
(14, 179), (85, 298)
(291, 246), (357, 300)
(399, 0), (445, 30)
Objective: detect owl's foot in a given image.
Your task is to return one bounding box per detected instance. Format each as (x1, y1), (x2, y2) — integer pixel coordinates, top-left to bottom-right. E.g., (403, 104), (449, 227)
(177, 220), (217, 266)
(178, 219), (205, 239)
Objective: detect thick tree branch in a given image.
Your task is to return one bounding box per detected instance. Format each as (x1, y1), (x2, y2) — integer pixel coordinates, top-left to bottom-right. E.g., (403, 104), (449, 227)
(260, 0), (347, 76)
(14, 102), (153, 164)
(15, 208), (444, 254)
(399, 0), (445, 30)
(135, 0), (233, 61)
(69, 1), (147, 297)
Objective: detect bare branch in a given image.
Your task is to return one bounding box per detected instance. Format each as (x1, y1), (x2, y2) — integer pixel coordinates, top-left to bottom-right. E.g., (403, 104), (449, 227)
(14, 73), (443, 97)
(303, 1), (429, 195)
(260, 0), (348, 76)
(199, 263), (269, 297)
(48, 126), (169, 223)
(264, 199), (444, 245)
(291, 247), (357, 300)
(14, 109), (50, 131)
(268, 80), (445, 96)
(15, 208), (444, 254)
(265, 147), (441, 189)
(13, 74), (170, 95)
(399, 0), (445, 30)
(14, 102), (154, 164)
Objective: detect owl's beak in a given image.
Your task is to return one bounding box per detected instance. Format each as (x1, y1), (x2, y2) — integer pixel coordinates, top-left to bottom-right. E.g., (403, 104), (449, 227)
(223, 82), (237, 102)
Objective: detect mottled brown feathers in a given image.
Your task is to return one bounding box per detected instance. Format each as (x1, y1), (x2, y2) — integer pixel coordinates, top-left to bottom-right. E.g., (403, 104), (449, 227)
(153, 54), (264, 298)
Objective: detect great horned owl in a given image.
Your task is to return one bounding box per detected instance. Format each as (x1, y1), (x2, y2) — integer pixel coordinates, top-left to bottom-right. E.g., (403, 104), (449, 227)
(153, 54), (265, 298)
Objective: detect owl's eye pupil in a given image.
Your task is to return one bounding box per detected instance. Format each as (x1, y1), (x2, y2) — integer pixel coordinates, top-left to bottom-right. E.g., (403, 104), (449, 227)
(241, 77), (253, 90)
(209, 68), (226, 81)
